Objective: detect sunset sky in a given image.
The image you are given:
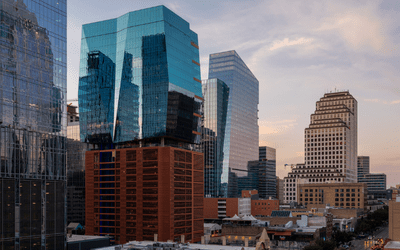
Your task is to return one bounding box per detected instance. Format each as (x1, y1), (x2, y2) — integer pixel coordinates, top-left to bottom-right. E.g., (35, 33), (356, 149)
(67, 0), (400, 187)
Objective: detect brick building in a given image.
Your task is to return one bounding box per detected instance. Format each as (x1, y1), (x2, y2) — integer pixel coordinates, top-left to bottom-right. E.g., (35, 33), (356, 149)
(297, 183), (367, 210)
(204, 198), (251, 219)
(85, 147), (203, 243)
(204, 196), (278, 218)
(251, 199), (279, 217)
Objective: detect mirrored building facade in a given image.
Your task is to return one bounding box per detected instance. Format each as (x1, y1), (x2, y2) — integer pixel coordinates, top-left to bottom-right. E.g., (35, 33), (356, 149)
(80, 6), (204, 244)
(78, 5), (202, 146)
(208, 50), (259, 197)
(202, 78), (229, 197)
(0, 0), (67, 249)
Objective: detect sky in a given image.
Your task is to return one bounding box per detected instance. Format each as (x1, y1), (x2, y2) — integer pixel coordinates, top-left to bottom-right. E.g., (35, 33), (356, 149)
(67, 0), (400, 187)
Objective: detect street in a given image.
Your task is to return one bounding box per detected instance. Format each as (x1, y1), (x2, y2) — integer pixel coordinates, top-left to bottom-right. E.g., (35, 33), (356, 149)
(350, 226), (388, 250)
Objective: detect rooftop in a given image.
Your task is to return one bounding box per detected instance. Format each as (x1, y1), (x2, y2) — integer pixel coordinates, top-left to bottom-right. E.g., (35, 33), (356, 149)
(67, 234), (110, 243)
(384, 241), (400, 249)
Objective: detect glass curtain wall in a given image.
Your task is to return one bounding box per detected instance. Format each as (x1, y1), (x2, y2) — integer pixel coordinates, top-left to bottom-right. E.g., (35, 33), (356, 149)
(0, 0), (67, 249)
(208, 50), (259, 197)
(202, 78), (229, 197)
(78, 6), (202, 147)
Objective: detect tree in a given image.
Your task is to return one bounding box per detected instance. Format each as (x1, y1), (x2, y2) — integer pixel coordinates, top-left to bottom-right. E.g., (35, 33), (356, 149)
(303, 245), (323, 250)
(333, 231), (353, 246)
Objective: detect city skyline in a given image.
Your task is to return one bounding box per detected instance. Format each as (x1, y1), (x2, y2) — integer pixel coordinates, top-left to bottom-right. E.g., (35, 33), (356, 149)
(67, 0), (400, 187)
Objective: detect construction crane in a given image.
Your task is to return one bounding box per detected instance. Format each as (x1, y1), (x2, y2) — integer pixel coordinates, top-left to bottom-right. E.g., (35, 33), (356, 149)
(284, 164), (297, 170)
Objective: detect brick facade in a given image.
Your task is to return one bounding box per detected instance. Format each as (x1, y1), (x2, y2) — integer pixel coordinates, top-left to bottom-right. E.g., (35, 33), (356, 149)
(251, 199), (279, 217)
(297, 183), (367, 210)
(85, 147), (203, 244)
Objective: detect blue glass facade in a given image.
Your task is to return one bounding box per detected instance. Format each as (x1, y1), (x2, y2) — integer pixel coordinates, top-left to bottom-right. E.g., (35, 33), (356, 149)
(79, 6), (202, 145)
(208, 50), (259, 197)
(202, 78), (229, 197)
(0, 0), (67, 249)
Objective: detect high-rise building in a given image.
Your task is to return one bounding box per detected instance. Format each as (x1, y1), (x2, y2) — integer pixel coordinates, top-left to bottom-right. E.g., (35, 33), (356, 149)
(259, 146), (276, 199)
(357, 156), (386, 199)
(85, 147), (203, 243)
(0, 0), (67, 249)
(304, 91), (358, 183)
(357, 156), (370, 180)
(284, 91), (358, 204)
(202, 79), (229, 197)
(359, 173), (387, 198)
(208, 50), (259, 197)
(276, 177), (284, 204)
(79, 6), (202, 146)
(67, 105), (87, 226)
(79, 6), (203, 244)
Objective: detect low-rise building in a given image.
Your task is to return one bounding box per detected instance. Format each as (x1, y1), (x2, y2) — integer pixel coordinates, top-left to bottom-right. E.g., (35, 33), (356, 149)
(204, 198), (251, 219)
(297, 182), (367, 210)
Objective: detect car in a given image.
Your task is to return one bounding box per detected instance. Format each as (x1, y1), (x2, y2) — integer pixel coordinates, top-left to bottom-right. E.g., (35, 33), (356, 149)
(368, 236), (373, 240)
(342, 245), (350, 249)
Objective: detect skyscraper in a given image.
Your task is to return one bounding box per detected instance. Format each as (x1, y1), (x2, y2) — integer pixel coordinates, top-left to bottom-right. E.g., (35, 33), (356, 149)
(79, 6), (202, 146)
(284, 91), (358, 204)
(67, 105), (87, 226)
(259, 146), (277, 199)
(79, 6), (203, 244)
(0, 0), (67, 249)
(208, 50), (259, 197)
(357, 156), (387, 199)
(357, 156), (370, 180)
(202, 78), (229, 197)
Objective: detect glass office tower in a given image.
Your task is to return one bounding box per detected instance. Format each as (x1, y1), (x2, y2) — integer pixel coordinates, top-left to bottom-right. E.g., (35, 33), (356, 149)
(78, 5), (202, 146)
(208, 50), (259, 197)
(202, 78), (229, 197)
(259, 146), (276, 199)
(79, 6), (204, 244)
(0, 0), (67, 249)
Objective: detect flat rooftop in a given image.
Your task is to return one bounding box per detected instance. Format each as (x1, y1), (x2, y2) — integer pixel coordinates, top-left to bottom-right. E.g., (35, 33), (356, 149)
(67, 234), (110, 243)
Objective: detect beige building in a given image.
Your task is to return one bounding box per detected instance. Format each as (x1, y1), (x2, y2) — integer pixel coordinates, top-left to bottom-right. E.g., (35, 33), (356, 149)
(297, 183), (367, 210)
(284, 91), (358, 204)
(389, 191), (400, 241)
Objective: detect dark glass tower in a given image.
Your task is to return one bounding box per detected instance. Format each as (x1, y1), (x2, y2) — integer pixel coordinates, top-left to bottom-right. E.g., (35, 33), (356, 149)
(208, 50), (259, 197)
(0, 0), (67, 249)
(202, 78), (229, 197)
(259, 146), (277, 199)
(78, 6), (202, 146)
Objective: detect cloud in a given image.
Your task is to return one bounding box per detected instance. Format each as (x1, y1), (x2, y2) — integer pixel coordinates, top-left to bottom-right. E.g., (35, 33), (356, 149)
(317, 3), (390, 54)
(391, 100), (400, 105)
(363, 98), (400, 105)
(269, 37), (314, 51)
(259, 119), (298, 135)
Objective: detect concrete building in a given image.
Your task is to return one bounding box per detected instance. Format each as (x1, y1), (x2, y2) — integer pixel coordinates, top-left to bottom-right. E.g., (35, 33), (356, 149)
(297, 183), (367, 210)
(277, 177), (284, 204)
(283, 163), (304, 204)
(389, 191), (400, 241)
(284, 91), (358, 204)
